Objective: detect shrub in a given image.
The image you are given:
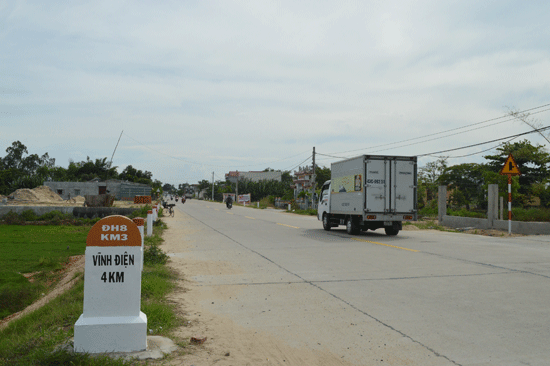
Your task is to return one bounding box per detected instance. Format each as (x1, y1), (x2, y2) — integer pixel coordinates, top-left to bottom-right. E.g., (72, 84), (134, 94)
(128, 204), (152, 219)
(419, 199), (438, 217)
(448, 208), (486, 218)
(511, 207), (550, 222)
(37, 211), (72, 222)
(20, 210), (38, 222)
(144, 245), (168, 265)
(2, 211), (23, 225)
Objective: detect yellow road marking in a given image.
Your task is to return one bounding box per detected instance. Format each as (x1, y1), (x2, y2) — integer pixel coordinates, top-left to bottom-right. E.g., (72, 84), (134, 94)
(214, 209), (219, 211)
(245, 216), (255, 220)
(277, 223), (300, 229)
(226, 212), (234, 215)
(352, 238), (418, 252)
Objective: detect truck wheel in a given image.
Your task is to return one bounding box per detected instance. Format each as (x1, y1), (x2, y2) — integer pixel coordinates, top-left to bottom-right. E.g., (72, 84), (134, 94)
(346, 217), (359, 235)
(322, 214), (332, 231)
(385, 227), (399, 236)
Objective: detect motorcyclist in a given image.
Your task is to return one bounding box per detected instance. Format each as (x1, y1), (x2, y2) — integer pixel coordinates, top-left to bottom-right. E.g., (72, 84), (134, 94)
(226, 195), (233, 208)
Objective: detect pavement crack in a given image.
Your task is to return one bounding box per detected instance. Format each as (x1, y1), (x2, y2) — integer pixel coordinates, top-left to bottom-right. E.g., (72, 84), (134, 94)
(184, 210), (463, 365)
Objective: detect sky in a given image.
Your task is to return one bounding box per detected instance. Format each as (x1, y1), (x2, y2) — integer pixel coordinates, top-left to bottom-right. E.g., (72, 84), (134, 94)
(1, 0), (550, 186)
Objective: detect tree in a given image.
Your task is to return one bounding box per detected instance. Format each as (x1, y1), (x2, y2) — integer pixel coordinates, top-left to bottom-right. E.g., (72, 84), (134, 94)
(315, 166), (331, 190)
(418, 158), (448, 202)
(507, 108), (550, 146)
(163, 183), (176, 194)
(119, 165), (153, 185)
(484, 140), (550, 202)
(198, 180), (211, 191)
(2, 141), (28, 170)
(438, 163), (487, 210)
(0, 141), (58, 194)
(63, 157), (118, 182)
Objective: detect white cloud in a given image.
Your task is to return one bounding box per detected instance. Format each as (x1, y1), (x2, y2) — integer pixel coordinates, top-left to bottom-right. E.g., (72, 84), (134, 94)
(1, 0), (550, 184)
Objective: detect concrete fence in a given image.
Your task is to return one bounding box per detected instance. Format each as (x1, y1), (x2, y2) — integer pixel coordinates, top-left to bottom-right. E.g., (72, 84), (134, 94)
(274, 198), (318, 211)
(438, 184), (550, 235)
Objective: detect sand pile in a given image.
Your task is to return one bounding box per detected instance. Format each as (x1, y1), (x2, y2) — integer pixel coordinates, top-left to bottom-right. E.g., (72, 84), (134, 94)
(9, 186), (64, 203)
(67, 195), (85, 204)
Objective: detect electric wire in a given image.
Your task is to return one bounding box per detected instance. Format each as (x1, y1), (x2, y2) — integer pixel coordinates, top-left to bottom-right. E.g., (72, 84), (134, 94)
(283, 154), (313, 173)
(325, 104), (550, 156)
(417, 126), (550, 157)
(122, 132), (311, 169)
(425, 136), (519, 159)
(353, 108), (550, 156)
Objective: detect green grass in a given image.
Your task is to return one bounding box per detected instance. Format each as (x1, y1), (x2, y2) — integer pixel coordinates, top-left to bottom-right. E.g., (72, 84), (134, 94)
(289, 208), (318, 216)
(0, 221), (182, 365)
(510, 207), (550, 222)
(447, 208), (486, 219)
(0, 226), (90, 319)
(403, 219), (457, 232)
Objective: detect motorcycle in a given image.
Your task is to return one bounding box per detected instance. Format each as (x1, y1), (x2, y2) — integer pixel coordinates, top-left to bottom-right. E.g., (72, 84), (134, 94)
(226, 199), (232, 209)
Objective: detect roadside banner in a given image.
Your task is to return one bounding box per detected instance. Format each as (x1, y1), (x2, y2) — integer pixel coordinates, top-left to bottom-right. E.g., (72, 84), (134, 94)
(223, 193), (236, 202)
(238, 194), (251, 204)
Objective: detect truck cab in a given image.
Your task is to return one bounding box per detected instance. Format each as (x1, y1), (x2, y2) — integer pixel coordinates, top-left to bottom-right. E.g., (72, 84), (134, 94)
(317, 180), (332, 228)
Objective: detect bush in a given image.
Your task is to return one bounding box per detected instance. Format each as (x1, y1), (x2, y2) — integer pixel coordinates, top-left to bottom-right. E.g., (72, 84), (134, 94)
(37, 211), (73, 222)
(128, 204), (152, 219)
(448, 208), (486, 218)
(511, 207), (550, 222)
(144, 245), (168, 265)
(2, 211), (24, 225)
(419, 199), (438, 217)
(20, 210), (38, 222)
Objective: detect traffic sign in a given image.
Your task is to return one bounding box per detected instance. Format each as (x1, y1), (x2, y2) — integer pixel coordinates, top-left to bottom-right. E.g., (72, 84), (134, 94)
(500, 154), (521, 176)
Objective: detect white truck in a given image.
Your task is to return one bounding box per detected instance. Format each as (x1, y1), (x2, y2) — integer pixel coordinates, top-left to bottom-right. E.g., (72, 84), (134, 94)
(317, 155), (417, 236)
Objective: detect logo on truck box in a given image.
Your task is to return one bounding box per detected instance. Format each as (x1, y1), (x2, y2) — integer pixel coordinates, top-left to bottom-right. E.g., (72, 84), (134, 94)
(332, 175), (362, 193)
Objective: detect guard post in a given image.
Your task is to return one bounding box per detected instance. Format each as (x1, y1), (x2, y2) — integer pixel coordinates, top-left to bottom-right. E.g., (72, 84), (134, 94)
(74, 215), (147, 353)
(499, 153), (521, 235)
(132, 217), (145, 271)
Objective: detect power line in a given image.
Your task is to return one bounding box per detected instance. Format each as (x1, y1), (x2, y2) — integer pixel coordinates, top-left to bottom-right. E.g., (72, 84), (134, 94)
(283, 154), (313, 172)
(325, 103), (550, 156)
(418, 126), (550, 157)
(122, 131), (311, 169)
(425, 136), (520, 159)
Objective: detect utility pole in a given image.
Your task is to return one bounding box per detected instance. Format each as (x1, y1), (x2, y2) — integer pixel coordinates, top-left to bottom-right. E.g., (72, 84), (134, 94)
(236, 170), (239, 200)
(212, 172), (214, 201)
(312, 146), (316, 196)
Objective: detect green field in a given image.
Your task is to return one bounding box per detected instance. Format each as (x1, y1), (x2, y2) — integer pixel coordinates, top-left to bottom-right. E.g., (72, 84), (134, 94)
(0, 221), (181, 365)
(0, 226), (90, 318)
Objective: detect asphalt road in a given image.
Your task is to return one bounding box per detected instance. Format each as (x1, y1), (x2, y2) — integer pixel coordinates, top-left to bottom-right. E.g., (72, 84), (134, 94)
(172, 199), (550, 366)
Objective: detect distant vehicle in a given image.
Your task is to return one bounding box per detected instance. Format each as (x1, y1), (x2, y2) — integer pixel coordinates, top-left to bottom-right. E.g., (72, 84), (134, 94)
(226, 195), (233, 209)
(317, 155), (417, 236)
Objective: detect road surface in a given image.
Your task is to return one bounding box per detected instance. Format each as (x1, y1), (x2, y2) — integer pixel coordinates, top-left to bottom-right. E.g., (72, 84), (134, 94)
(166, 199), (550, 366)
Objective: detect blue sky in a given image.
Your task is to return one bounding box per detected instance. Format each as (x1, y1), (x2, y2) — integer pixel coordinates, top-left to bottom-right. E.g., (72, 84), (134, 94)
(1, 0), (549, 185)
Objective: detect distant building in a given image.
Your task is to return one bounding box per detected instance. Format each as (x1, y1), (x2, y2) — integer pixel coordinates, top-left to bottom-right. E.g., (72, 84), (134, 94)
(44, 180), (151, 201)
(225, 171), (282, 184)
(291, 169), (314, 197)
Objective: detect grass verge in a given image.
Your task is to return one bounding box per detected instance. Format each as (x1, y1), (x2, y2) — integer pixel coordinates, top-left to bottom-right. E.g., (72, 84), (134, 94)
(403, 219), (457, 232)
(0, 226), (89, 319)
(0, 219), (181, 366)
